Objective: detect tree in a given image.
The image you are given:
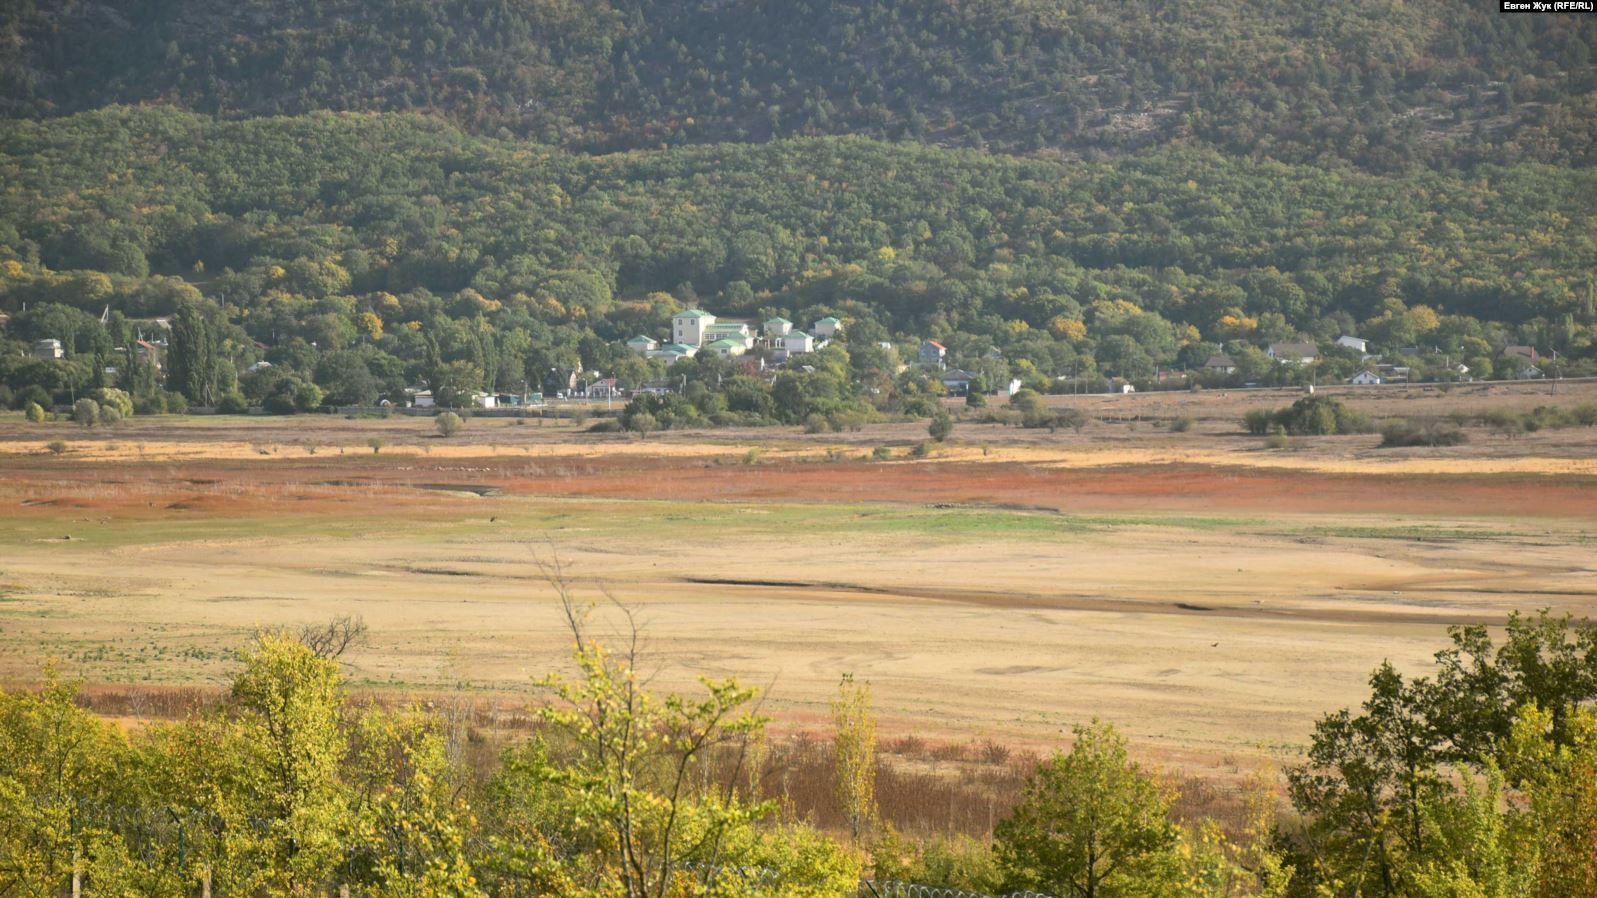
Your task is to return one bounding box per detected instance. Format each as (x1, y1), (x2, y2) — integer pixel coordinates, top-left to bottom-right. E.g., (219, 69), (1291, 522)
(831, 675), (877, 844)
(995, 722), (1178, 898)
(1508, 705), (1597, 897)
(434, 410), (463, 437)
(24, 401), (45, 423)
(1289, 663), (1447, 897)
(72, 398), (98, 426)
(628, 411), (659, 439)
(928, 411), (954, 442)
(0, 676), (127, 896)
(227, 634), (350, 896)
(523, 560), (774, 898)
(168, 302), (222, 406)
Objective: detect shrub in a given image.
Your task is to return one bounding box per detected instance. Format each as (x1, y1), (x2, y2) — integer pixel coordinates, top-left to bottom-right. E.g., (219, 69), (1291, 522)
(163, 391), (190, 414)
(46, 440), (67, 455)
(1050, 407), (1088, 433)
(586, 418), (622, 433)
(910, 441), (934, 458)
(12, 385), (51, 411)
(1264, 425), (1290, 449)
(91, 388), (134, 418)
(628, 412), (659, 438)
(1574, 404), (1597, 426)
(743, 448), (761, 465)
(928, 411), (954, 442)
(262, 391), (297, 415)
(1242, 408), (1276, 435)
(1247, 397), (1371, 436)
(965, 391), (986, 408)
(1169, 415), (1194, 433)
(72, 398), (99, 427)
(132, 392), (166, 415)
(434, 411), (464, 437)
(1528, 405), (1576, 431)
(1380, 419), (1468, 448)
(366, 437), (386, 455)
(24, 402), (45, 423)
(216, 392), (250, 415)
(292, 382), (324, 413)
(803, 412), (832, 434)
(98, 405), (122, 426)
(828, 410), (868, 432)
(873, 446), (893, 460)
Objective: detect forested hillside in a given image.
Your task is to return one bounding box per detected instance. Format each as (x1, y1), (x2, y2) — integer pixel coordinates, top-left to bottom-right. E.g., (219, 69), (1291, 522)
(1, 107), (1594, 417)
(0, 3), (1593, 417)
(2, 0), (1594, 169)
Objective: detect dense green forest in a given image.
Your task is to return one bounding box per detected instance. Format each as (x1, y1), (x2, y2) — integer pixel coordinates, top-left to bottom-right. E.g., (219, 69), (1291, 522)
(1, 107), (1593, 417)
(2, 1), (1594, 169)
(0, 1), (1592, 417)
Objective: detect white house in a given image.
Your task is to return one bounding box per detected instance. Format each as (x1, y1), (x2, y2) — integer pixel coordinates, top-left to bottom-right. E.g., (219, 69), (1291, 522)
(1518, 365), (1545, 380)
(649, 342), (698, 363)
(470, 391), (498, 410)
(671, 309), (715, 346)
(586, 378), (622, 400)
(409, 389), (436, 409)
(763, 317), (793, 338)
(246, 360), (274, 374)
(1336, 335), (1370, 354)
(1350, 370), (1384, 386)
(32, 338), (63, 360)
(705, 338), (746, 359)
(780, 331), (815, 357)
(704, 322), (753, 348)
(812, 316), (842, 338)
(1267, 341), (1319, 365)
(626, 335), (658, 355)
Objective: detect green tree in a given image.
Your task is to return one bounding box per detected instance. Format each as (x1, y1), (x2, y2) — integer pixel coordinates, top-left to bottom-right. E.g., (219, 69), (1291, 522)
(435, 410), (464, 437)
(928, 410), (954, 442)
(995, 722), (1178, 898)
(227, 633), (350, 896)
(72, 397), (98, 426)
(831, 675), (877, 844)
(168, 302), (222, 406)
(523, 564), (776, 898)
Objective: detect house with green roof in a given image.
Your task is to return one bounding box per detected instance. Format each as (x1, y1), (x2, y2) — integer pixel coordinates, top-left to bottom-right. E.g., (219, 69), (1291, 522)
(648, 341), (699, 362)
(671, 309), (716, 346)
(626, 334), (658, 355)
(812, 316), (842, 338)
(704, 321), (753, 348)
(704, 337), (747, 358)
(763, 317), (793, 338)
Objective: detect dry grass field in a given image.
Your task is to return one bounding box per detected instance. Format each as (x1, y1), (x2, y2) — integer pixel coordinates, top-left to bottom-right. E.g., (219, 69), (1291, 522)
(1, 379), (1594, 782)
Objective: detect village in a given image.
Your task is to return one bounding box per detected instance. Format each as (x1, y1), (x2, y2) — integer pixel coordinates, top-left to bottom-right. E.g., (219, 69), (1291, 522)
(9, 304), (1568, 417)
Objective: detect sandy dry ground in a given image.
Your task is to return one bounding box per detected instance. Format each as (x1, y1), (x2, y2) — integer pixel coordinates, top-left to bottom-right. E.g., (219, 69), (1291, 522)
(1, 389), (1594, 774)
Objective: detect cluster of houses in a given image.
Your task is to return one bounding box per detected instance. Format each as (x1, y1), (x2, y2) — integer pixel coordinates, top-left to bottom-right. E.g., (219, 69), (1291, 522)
(625, 309), (844, 364)
(1201, 336), (1548, 385)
